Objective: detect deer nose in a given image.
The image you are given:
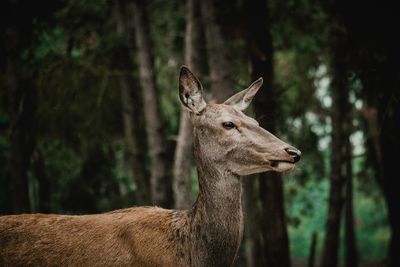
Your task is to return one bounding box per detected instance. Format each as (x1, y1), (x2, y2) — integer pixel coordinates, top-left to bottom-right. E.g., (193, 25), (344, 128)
(285, 148), (301, 163)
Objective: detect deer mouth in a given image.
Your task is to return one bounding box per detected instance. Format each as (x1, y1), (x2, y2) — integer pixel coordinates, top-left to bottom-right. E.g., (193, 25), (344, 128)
(270, 160), (296, 172)
(270, 160), (293, 167)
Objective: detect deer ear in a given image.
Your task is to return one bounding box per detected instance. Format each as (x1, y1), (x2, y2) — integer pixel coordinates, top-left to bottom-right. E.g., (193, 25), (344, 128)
(179, 66), (207, 115)
(223, 78), (263, 111)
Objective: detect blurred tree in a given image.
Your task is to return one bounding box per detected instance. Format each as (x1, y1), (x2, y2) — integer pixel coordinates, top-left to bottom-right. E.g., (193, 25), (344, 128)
(3, 0), (39, 213)
(378, 89), (400, 267)
(131, 0), (172, 207)
(345, 136), (358, 267)
(32, 148), (51, 213)
(173, 0), (203, 209)
(308, 232), (318, 267)
(336, 1), (400, 266)
(360, 63), (400, 267)
(114, 0), (150, 205)
(200, 0), (233, 101)
(320, 21), (349, 267)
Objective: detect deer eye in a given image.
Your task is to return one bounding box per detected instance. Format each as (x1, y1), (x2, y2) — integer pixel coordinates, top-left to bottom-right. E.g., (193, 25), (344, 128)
(222, 121), (235, 130)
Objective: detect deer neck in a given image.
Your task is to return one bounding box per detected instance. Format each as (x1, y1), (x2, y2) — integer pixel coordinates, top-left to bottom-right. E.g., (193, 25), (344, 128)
(189, 134), (244, 266)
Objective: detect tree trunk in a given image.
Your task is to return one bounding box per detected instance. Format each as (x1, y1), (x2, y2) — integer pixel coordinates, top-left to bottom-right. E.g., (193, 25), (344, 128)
(115, 0), (151, 205)
(336, 3), (400, 263)
(379, 99), (400, 267)
(119, 76), (151, 205)
(200, 0), (233, 102)
(344, 140), (359, 267)
(360, 59), (400, 267)
(243, 0), (291, 266)
(320, 36), (348, 267)
(173, 0), (203, 209)
(131, 0), (172, 207)
(308, 232), (318, 267)
(32, 149), (51, 213)
(6, 27), (36, 214)
(243, 178), (265, 267)
(374, 52), (400, 267)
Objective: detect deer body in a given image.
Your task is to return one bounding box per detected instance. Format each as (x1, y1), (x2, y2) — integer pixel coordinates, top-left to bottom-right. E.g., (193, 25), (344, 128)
(1, 208), (190, 266)
(0, 67), (300, 267)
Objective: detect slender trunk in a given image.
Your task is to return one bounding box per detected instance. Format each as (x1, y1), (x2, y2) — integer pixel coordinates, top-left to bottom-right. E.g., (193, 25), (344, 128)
(173, 110), (193, 209)
(115, 0), (150, 205)
(243, 178), (265, 267)
(344, 145), (359, 267)
(360, 66), (400, 267)
(377, 60), (400, 267)
(131, 0), (171, 207)
(243, 0), (290, 266)
(380, 103), (400, 267)
(308, 232), (317, 267)
(119, 77), (151, 204)
(200, 0), (233, 101)
(339, 3), (400, 266)
(32, 149), (51, 213)
(342, 49), (358, 266)
(6, 28), (36, 213)
(320, 37), (348, 267)
(7, 60), (31, 213)
(173, 0), (203, 209)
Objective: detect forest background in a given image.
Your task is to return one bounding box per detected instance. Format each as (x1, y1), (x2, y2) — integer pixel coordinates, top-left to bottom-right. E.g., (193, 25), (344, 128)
(1, 0), (399, 267)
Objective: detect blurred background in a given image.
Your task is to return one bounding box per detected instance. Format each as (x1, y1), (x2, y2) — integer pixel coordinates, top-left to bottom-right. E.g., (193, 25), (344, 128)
(0, 0), (399, 267)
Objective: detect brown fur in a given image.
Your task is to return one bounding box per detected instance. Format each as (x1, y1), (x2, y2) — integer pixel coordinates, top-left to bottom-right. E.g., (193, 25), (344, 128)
(0, 208), (191, 266)
(0, 67), (300, 267)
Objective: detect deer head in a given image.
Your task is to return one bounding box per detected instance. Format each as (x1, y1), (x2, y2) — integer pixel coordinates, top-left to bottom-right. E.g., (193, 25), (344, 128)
(179, 66), (301, 176)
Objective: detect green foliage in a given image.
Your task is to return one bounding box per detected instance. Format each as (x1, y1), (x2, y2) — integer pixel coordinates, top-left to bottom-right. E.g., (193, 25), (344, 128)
(286, 178), (329, 258)
(286, 175), (389, 261)
(39, 140), (82, 212)
(355, 189), (389, 261)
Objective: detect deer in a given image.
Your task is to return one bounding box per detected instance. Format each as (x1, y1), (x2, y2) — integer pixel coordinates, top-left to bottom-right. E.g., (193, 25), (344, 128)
(0, 66), (301, 267)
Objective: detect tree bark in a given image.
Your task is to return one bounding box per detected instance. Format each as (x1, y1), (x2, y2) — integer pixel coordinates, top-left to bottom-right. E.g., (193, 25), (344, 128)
(344, 140), (359, 267)
(119, 76), (151, 205)
(32, 149), (51, 213)
(320, 34), (348, 267)
(173, 0), (203, 209)
(379, 95), (400, 267)
(243, 178), (265, 267)
(243, 0), (291, 266)
(360, 56), (400, 267)
(336, 3), (400, 263)
(308, 232), (318, 267)
(131, 0), (172, 207)
(200, 0), (233, 102)
(5, 27), (36, 214)
(115, 0), (151, 205)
